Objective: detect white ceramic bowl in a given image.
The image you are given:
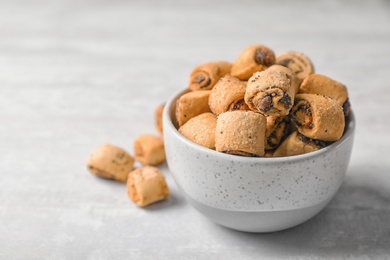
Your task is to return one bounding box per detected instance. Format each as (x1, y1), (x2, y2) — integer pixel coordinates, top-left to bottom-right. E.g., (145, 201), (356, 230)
(163, 90), (355, 233)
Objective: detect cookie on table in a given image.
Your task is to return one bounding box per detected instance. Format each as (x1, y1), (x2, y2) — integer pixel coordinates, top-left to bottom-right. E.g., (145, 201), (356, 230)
(127, 166), (169, 207)
(87, 144), (134, 182)
(134, 134), (166, 166)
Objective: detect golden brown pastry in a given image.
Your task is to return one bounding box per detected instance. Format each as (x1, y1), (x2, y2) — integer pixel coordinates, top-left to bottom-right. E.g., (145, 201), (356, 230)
(244, 69), (295, 117)
(267, 64), (300, 94)
(231, 45), (275, 80)
(189, 61), (232, 91)
(87, 144), (134, 182)
(290, 94), (345, 141)
(215, 110), (266, 157)
(175, 90), (211, 127)
(155, 103), (165, 135)
(134, 134), (166, 166)
(273, 131), (326, 157)
(276, 52), (314, 84)
(208, 74), (249, 115)
(265, 115), (291, 150)
(179, 112), (217, 149)
(127, 166), (169, 207)
(299, 74), (350, 116)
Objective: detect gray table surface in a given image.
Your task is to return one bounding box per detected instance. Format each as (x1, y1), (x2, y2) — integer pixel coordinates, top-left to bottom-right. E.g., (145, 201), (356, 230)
(1, 0), (390, 259)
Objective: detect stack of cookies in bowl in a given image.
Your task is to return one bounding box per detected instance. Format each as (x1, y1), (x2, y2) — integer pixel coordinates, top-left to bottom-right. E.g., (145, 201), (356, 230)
(175, 45), (350, 158)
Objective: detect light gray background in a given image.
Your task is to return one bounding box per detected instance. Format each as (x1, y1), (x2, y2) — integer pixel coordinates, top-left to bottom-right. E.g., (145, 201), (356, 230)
(1, 0), (389, 259)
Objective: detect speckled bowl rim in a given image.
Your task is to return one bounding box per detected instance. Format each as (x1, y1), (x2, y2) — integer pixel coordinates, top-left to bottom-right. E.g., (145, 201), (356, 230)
(164, 89), (355, 165)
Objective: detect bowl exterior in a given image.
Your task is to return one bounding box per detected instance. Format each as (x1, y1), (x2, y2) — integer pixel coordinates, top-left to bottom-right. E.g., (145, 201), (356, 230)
(184, 192), (334, 232)
(163, 90), (355, 232)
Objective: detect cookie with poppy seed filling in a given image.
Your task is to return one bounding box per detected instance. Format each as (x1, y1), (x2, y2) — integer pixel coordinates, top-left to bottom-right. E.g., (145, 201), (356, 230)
(265, 115), (292, 150)
(289, 94), (345, 142)
(231, 45), (275, 80)
(273, 131), (327, 157)
(276, 51), (314, 85)
(208, 74), (249, 115)
(189, 61), (232, 91)
(215, 110), (266, 157)
(267, 64), (300, 94)
(299, 74), (350, 116)
(245, 68), (295, 117)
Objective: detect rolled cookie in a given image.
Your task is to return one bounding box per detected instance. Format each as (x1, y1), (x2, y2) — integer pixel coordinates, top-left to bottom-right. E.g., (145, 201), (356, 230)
(290, 94), (345, 142)
(175, 90), (211, 127)
(245, 69), (295, 116)
(134, 134), (166, 166)
(265, 115), (291, 150)
(215, 110), (266, 157)
(273, 131), (326, 157)
(189, 61), (232, 91)
(276, 52), (314, 84)
(155, 103), (165, 135)
(127, 166), (169, 207)
(87, 144), (134, 182)
(299, 74), (350, 116)
(208, 74), (249, 115)
(267, 64), (300, 94)
(179, 112), (217, 149)
(231, 45), (275, 80)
